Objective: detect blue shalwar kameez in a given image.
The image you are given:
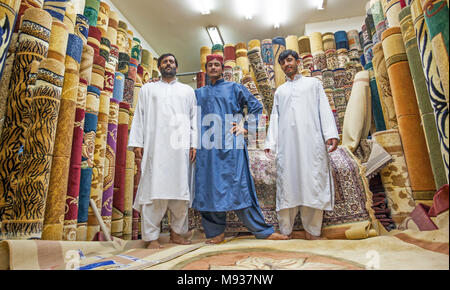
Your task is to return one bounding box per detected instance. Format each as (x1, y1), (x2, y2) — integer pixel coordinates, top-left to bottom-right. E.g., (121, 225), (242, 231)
(194, 79), (274, 239)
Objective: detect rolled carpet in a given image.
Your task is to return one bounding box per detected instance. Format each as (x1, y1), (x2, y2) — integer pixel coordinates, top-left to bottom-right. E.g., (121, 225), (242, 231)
(337, 48), (350, 69)
(101, 98), (119, 231)
(132, 148), (142, 240)
(248, 48), (274, 115)
(364, 62), (387, 131)
(411, 0), (448, 181)
(373, 130), (416, 225)
(383, 0), (402, 27)
(335, 31), (349, 50)
(325, 49), (338, 71)
(111, 102), (129, 238)
(63, 2), (76, 34)
(106, 10), (118, 47)
(372, 42), (398, 129)
(261, 39), (276, 89)
(200, 46), (211, 72)
(86, 90), (110, 241)
(79, 44), (95, 84)
(87, 25), (101, 56)
(123, 149), (135, 240)
(75, 14), (89, 45)
(4, 57), (65, 239)
(347, 30), (362, 51)
(0, 0), (21, 80)
(236, 48), (250, 77)
(211, 43), (224, 56)
(0, 8), (52, 237)
(313, 51), (327, 71)
(75, 85), (100, 241)
(381, 27), (436, 199)
(83, 0), (100, 27)
(96, 1), (109, 36)
(272, 37), (286, 88)
(333, 88), (347, 130)
(123, 77), (135, 106)
(42, 33), (83, 240)
(43, 0), (69, 22)
(90, 53), (105, 91)
(399, 5), (447, 188)
(322, 32), (336, 51)
(131, 38), (141, 62)
(285, 35), (300, 53)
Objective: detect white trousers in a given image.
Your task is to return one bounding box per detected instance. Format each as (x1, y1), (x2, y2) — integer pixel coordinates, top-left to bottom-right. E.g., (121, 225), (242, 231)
(141, 199), (189, 241)
(277, 206), (324, 237)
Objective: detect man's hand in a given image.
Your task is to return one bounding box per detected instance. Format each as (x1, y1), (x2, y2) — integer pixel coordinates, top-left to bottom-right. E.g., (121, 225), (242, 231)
(326, 138), (338, 153)
(189, 147), (196, 163)
(230, 122), (248, 136)
(133, 147), (143, 159)
(265, 149), (272, 159)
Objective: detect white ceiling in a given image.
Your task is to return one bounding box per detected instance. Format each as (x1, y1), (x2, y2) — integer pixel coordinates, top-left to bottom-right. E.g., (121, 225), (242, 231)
(109, 0), (368, 73)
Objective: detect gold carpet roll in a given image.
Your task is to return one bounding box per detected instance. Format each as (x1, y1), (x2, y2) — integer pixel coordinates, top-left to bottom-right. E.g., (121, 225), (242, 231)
(42, 34), (83, 240)
(381, 27), (435, 199)
(310, 32), (324, 54)
(285, 35), (300, 53)
(200, 45), (211, 72)
(96, 1), (109, 36)
(372, 130), (416, 225)
(298, 36), (311, 55)
(372, 42), (397, 129)
(79, 44), (95, 84)
(248, 39), (261, 50)
(106, 10), (118, 46)
(117, 20), (128, 54)
(47, 20), (69, 64)
(86, 90), (110, 241)
(123, 149), (135, 240)
(63, 1), (76, 33)
(236, 49), (250, 76)
(322, 32), (336, 51)
(141, 49), (152, 72)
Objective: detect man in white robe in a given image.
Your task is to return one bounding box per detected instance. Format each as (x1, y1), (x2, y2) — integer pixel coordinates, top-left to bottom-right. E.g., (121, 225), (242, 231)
(128, 53), (198, 248)
(265, 50), (339, 240)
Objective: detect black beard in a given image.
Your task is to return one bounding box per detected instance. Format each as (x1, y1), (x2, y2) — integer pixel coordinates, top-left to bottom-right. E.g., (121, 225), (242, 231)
(161, 67), (176, 78)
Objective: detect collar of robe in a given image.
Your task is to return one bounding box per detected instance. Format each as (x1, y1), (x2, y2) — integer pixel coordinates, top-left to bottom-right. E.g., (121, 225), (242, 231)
(209, 78), (225, 86)
(287, 73), (302, 82)
(160, 78), (178, 85)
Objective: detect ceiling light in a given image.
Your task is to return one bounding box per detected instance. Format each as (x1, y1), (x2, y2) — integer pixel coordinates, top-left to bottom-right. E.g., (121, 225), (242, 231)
(200, 0), (211, 15)
(206, 26), (224, 45)
(317, 0), (325, 10)
(240, 0), (256, 20)
(270, 0), (284, 28)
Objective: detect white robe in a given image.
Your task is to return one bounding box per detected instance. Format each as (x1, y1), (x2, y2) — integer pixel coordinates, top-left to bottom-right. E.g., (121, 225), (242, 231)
(128, 79), (198, 211)
(265, 74), (339, 212)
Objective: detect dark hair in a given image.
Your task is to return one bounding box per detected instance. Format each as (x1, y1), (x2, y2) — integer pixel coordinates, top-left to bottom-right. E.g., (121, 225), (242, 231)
(158, 53), (178, 68)
(278, 49), (300, 65)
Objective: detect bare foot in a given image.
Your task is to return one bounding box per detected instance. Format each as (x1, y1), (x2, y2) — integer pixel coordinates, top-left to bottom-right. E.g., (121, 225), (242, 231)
(170, 230), (192, 245)
(266, 232), (290, 240)
(289, 231), (307, 239)
(305, 231), (327, 240)
(147, 240), (164, 249)
(206, 233), (225, 244)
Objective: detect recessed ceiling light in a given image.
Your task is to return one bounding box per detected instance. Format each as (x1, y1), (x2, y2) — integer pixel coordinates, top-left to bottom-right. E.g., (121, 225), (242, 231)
(200, 0), (211, 15)
(206, 26), (224, 45)
(317, 0), (325, 10)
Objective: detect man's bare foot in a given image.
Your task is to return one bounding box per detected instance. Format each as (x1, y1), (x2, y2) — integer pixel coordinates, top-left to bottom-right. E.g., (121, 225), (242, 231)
(206, 233), (225, 244)
(170, 230), (192, 245)
(289, 231), (306, 239)
(305, 231), (327, 240)
(147, 240), (164, 249)
(266, 232), (290, 240)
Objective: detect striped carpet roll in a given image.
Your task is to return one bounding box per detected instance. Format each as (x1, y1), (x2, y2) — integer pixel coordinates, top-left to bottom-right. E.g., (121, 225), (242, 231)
(325, 49), (338, 70)
(248, 48), (274, 114)
(75, 85), (100, 241)
(112, 101), (129, 238)
(347, 30), (362, 51)
(42, 33), (83, 240)
(285, 35), (299, 53)
(108, 44), (119, 70)
(106, 10), (118, 46)
(383, 0), (402, 27)
(212, 43), (224, 56)
(96, 1), (109, 36)
(87, 90), (110, 241)
(83, 0), (100, 27)
(79, 44), (94, 84)
(43, 0), (69, 22)
(0, 0), (21, 80)
(123, 149), (135, 240)
(224, 44), (236, 62)
(381, 26), (436, 199)
(400, 5), (447, 188)
(101, 98), (119, 231)
(411, 0), (448, 181)
(322, 32), (336, 51)
(87, 25), (101, 56)
(63, 1), (76, 33)
(128, 58), (138, 82)
(63, 77), (88, 241)
(422, 0), (449, 106)
(335, 31), (349, 50)
(47, 19), (69, 65)
(104, 67), (115, 95)
(0, 8), (52, 236)
(298, 36), (311, 55)
(5, 57), (64, 239)
(372, 42), (397, 129)
(13, 0), (43, 33)
(91, 53), (105, 91)
(236, 48), (250, 77)
(272, 36), (286, 88)
(302, 54), (313, 72)
(365, 62), (387, 131)
(376, 21), (388, 46)
(372, 129), (416, 225)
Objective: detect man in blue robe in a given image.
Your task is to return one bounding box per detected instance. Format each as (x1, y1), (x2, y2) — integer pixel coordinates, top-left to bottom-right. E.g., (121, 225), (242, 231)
(193, 54), (288, 244)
